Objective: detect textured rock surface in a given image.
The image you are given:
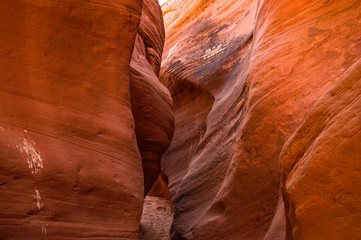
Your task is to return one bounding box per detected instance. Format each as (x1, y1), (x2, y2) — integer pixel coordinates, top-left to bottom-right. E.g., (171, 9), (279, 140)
(1, 0), (360, 239)
(160, 0), (361, 239)
(130, 0), (173, 196)
(280, 58), (361, 239)
(0, 0), (168, 239)
(139, 196), (174, 240)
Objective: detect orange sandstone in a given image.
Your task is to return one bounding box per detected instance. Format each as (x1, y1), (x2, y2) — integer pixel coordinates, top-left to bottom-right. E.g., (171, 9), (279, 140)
(160, 0), (361, 239)
(0, 0), (169, 239)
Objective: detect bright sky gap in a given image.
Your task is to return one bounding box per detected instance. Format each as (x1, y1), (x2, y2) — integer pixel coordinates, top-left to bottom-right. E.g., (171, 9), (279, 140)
(158, 0), (168, 5)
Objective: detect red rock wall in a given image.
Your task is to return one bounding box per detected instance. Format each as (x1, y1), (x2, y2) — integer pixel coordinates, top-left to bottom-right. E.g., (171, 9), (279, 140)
(130, 0), (174, 196)
(0, 0), (170, 239)
(280, 58), (361, 239)
(161, 0), (361, 239)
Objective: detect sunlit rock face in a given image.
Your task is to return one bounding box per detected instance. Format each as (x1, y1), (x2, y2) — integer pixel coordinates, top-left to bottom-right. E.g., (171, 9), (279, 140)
(280, 58), (361, 240)
(0, 0), (169, 239)
(160, 0), (361, 239)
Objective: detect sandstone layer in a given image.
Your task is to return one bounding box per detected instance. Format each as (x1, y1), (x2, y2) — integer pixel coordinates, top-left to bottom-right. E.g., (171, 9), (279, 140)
(0, 0), (169, 239)
(130, 0), (174, 196)
(280, 58), (361, 239)
(160, 0), (361, 239)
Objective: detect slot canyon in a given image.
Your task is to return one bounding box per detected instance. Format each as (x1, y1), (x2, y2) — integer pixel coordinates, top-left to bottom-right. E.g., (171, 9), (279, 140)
(0, 0), (360, 239)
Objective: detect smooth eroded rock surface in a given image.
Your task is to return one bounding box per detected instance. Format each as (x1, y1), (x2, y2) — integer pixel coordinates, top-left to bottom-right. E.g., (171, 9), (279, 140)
(0, 0), (168, 239)
(130, 0), (174, 196)
(160, 0), (361, 239)
(280, 58), (361, 239)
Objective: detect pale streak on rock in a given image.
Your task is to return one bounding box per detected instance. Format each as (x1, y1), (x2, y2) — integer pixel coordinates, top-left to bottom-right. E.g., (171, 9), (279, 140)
(203, 44), (226, 59)
(21, 138), (43, 175)
(40, 222), (48, 238)
(33, 187), (42, 210)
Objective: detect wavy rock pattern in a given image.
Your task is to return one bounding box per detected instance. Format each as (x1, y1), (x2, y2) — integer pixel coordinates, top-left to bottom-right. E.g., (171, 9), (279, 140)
(130, 0), (174, 196)
(0, 0), (170, 239)
(1, 0), (360, 239)
(160, 0), (361, 239)
(280, 58), (361, 239)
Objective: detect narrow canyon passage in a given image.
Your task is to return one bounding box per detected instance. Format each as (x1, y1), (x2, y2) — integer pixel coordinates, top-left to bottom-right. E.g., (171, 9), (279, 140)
(0, 0), (360, 240)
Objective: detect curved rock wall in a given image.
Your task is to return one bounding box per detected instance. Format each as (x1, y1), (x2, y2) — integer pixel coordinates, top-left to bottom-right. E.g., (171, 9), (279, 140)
(280, 58), (361, 239)
(1, 0), (360, 239)
(130, 0), (174, 196)
(0, 0), (170, 239)
(160, 0), (361, 239)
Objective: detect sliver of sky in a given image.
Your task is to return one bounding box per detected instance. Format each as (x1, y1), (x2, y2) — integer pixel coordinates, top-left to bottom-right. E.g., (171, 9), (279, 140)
(158, 0), (168, 5)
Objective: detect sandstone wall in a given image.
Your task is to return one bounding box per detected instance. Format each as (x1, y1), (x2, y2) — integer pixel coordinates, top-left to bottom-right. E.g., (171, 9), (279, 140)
(131, 0), (174, 196)
(0, 0), (170, 239)
(160, 0), (361, 239)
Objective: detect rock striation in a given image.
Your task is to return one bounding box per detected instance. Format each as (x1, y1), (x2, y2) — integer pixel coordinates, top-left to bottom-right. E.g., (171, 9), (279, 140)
(160, 0), (361, 239)
(130, 0), (174, 196)
(280, 58), (361, 239)
(0, 0), (170, 239)
(1, 0), (360, 239)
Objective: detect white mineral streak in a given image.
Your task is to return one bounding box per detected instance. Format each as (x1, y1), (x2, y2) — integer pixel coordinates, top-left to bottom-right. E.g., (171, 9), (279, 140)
(21, 138), (43, 175)
(203, 44), (226, 59)
(34, 187), (42, 210)
(40, 222), (48, 236)
(168, 42), (179, 56)
(22, 137), (47, 238)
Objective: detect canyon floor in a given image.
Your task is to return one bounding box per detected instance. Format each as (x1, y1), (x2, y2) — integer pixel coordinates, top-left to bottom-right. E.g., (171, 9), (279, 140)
(140, 196), (174, 240)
